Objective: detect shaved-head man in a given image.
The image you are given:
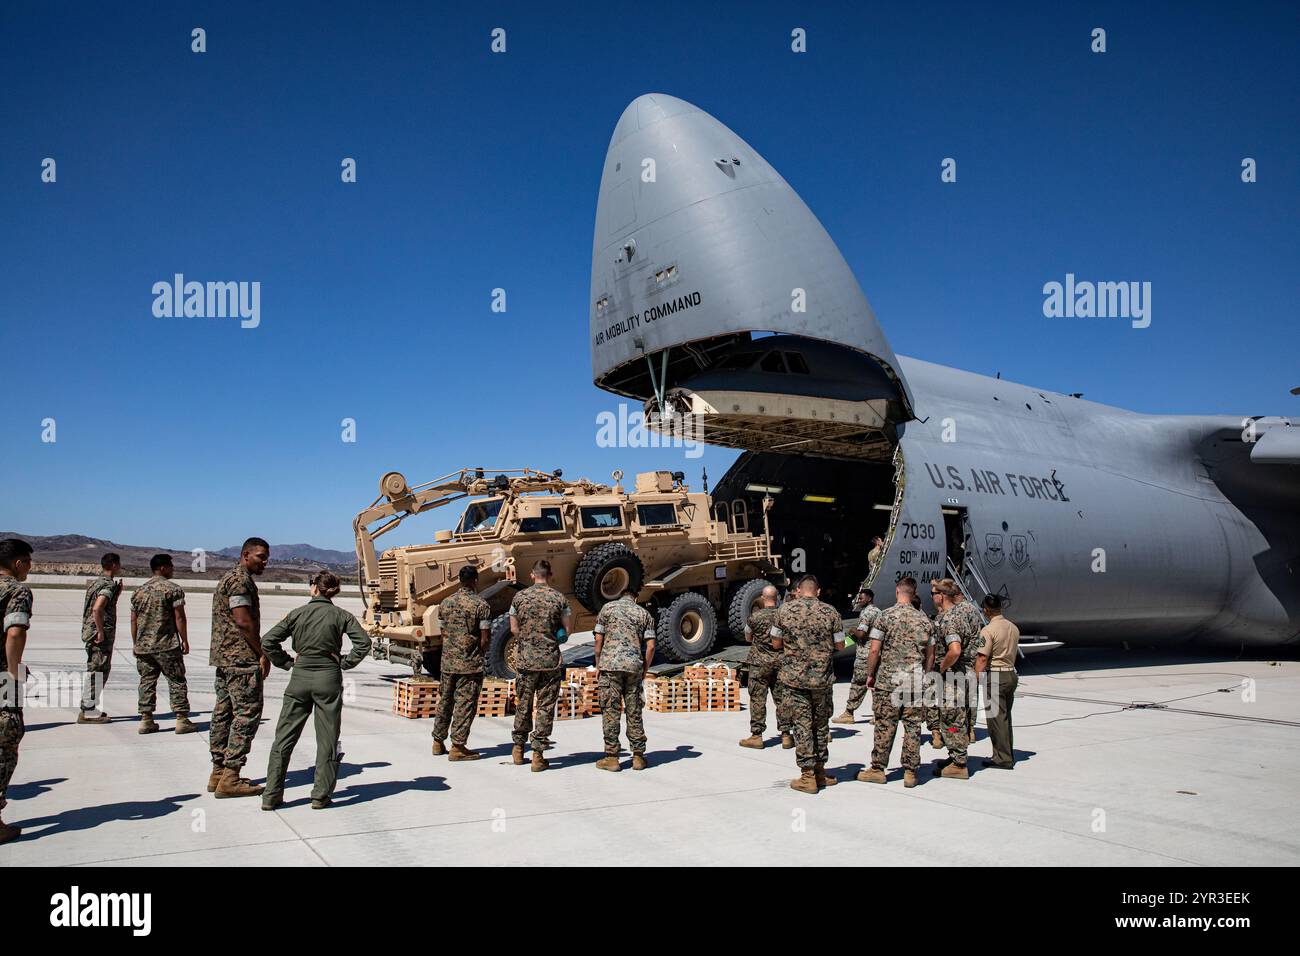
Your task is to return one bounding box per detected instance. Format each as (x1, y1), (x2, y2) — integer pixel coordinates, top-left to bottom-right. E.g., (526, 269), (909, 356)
(739, 584), (792, 750)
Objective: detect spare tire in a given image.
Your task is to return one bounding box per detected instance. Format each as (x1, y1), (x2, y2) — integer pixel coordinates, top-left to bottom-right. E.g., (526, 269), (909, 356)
(485, 614), (517, 680)
(726, 578), (774, 640)
(574, 542), (645, 613)
(654, 591), (718, 663)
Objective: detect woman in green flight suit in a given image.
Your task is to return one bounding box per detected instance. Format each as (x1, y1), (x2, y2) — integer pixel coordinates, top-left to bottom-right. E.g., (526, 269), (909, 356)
(261, 571), (371, 810)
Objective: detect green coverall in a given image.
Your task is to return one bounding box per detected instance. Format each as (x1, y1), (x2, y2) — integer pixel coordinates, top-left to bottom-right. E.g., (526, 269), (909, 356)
(262, 596), (371, 804)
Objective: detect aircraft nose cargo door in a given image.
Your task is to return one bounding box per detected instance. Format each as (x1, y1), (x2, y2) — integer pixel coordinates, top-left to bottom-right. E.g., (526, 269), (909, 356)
(589, 94), (913, 458)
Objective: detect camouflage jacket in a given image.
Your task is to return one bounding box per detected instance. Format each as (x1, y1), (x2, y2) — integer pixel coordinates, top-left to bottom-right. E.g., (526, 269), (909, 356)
(1, 575), (34, 707)
(210, 564), (260, 668)
(80, 573), (121, 642)
(130, 576), (186, 654)
(872, 602), (934, 695)
(509, 583), (568, 671)
(744, 605), (781, 668)
(773, 596), (843, 690)
(594, 595), (654, 673)
(439, 587), (492, 674)
(851, 604), (882, 647)
(935, 600), (984, 669)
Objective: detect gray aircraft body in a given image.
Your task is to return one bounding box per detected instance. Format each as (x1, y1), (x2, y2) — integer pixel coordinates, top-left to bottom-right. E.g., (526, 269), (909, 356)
(588, 94), (1300, 649)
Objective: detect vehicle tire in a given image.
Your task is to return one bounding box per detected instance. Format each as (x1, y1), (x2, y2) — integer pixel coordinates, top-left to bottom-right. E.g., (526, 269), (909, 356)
(574, 542), (645, 613)
(654, 591), (718, 663)
(726, 578), (774, 640)
(485, 614), (518, 680)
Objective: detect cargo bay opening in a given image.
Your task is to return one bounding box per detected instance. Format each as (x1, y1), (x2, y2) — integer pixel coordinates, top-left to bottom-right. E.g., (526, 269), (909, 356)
(713, 447), (905, 615)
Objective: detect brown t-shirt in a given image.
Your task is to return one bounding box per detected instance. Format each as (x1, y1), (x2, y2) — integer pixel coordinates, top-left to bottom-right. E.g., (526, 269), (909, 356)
(978, 616), (1020, 670)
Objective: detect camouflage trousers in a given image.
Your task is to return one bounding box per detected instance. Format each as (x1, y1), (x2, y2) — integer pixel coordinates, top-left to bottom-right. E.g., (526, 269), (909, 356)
(598, 670), (646, 755)
(746, 658), (790, 736)
(783, 684), (833, 770)
(844, 643), (872, 712)
(210, 665), (264, 770)
(0, 708), (22, 812)
(433, 671), (483, 746)
(80, 633), (115, 712)
(512, 668), (561, 750)
(871, 687), (923, 771)
(935, 668), (972, 765)
(136, 649), (190, 715)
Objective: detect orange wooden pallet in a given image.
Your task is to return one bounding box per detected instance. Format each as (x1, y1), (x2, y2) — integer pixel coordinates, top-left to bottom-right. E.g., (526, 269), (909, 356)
(394, 676), (517, 719)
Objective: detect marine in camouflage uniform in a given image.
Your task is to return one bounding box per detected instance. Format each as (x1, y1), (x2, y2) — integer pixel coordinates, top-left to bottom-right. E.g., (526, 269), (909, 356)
(840, 602), (882, 717)
(865, 598), (934, 781)
(932, 595), (984, 772)
(131, 575), (191, 721)
(209, 564), (264, 774)
(79, 569), (122, 716)
(773, 584), (844, 792)
(509, 578), (569, 768)
(0, 573), (33, 834)
(741, 603), (791, 743)
(432, 580), (492, 756)
(593, 594), (655, 767)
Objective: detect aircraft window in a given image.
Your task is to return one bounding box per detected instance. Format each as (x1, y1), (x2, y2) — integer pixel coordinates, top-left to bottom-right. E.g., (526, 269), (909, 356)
(785, 352), (810, 374)
(458, 498), (503, 533)
(580, 506), (623, 529)
(520, 507), (563, 533)
(760, 351), (788, 373)
(718, 352), (756, 370)
(636, 503), (678, 527)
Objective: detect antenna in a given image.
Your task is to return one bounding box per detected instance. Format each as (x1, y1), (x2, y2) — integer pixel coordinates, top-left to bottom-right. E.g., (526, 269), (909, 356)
(702, 466), (709, 493)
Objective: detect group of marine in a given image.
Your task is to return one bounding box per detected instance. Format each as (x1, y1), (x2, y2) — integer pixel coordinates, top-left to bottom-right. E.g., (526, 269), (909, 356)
(0, 532), (1021, 843)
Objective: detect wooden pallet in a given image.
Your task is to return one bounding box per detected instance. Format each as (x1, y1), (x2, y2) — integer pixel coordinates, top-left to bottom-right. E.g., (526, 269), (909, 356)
(394, 676), (517, 719)
(645, 676), (742, 713)
(683, 664), (739, 682)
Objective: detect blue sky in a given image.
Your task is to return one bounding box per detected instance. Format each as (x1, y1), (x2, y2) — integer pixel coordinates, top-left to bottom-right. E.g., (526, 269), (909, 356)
(2, 1), (1297, 552)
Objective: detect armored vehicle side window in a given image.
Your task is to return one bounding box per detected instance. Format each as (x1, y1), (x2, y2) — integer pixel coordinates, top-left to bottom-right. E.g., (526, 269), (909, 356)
(636, 503), (678, 527)
(458, 498), (503, 534)
(520, 507), (564, 533)
(580, 505), (623, 529)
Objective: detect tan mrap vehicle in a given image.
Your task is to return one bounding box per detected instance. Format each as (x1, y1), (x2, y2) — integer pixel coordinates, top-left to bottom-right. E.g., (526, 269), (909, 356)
(352, 466), (785, 678)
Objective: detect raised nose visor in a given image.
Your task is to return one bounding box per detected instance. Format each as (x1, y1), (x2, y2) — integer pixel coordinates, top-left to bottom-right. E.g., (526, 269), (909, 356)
(590, 93), (913, 460)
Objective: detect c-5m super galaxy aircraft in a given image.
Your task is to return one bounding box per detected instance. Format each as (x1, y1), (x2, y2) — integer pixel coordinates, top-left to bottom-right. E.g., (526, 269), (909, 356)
(588, 94), (1300, 650)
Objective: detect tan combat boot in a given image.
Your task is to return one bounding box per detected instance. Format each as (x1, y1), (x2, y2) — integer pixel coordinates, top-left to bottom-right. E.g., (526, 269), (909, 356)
(530, 750), (549, 772)
(738, 735), (764, 749)
(174, 715), (196, 735)
(781, 733), (795, 749)
(207, 765), (223, 792)
(137, 713), (159, 735)
(814, 765), (837, 788)
(631, 753), (648, 771)
(789, 769), (818, 794)
(856, 768), (887, 784)
(903, 770), (918, 788)
(77, 710), (111, 725)
(214, 768), (265, 799)
(831, 710), (856, 725)
(511, 744), (526, 765)
(448, 743), (481, 761)
(595, 755), (621, 772)
(0, 819), (20, 844)
(431, 738), (447, 756)
(939, 761), (969, 780)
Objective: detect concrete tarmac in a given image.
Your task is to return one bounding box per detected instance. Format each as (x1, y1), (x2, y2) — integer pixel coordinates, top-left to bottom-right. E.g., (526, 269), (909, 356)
(3, 586), (1298, 866)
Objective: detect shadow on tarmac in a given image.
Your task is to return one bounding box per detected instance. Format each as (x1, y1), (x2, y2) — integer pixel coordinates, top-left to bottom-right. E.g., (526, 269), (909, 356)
(12, 793), (199, 841)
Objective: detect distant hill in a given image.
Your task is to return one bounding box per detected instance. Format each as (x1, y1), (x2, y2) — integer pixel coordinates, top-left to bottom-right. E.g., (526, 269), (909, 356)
(213, 543), (354, 565)
(3, 532), (354, 583)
